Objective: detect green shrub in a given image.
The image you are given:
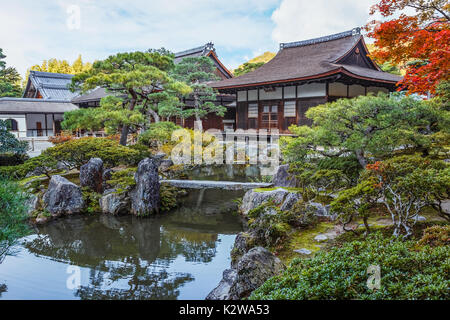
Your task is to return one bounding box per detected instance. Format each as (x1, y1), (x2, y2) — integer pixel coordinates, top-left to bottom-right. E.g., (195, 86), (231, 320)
(138, 122), (182, 148)
(160, 184), (180, 212)
(0, 153), (29, 166)
(0, 120), (29, 156)
(248, 201), (291, 247)
(417, 225), (450, 247)
(0, 154), (58, 180)
(250, 232), (450, 300)
(107, 168), (137, 193)
(0, 178), (30, 262)
(81, 187), (102, 214)
(43, 137), (146, 169)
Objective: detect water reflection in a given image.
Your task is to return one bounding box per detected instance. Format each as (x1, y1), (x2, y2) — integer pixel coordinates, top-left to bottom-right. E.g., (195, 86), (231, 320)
(0, 189), (244, 300)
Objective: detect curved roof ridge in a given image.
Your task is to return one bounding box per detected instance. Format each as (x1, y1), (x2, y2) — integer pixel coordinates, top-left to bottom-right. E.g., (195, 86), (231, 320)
(280, 27), (361, 50)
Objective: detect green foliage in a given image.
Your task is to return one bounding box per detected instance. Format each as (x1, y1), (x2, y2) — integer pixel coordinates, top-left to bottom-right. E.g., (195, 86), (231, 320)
(331, 179), (380, 235)
(0, 49), (22, 98)
(107, 168), (137, 193)
(138, 121), (182, 148)
(171, 56), (226, 121)
(42, 138), (146, 169)
(248, 201), (291, 247)
(81, 187), (102, 214)
(0, 153), (29, 166)
(234, 62), (265, 77)
(363, 155), (450, 237)
(417, 225), (450, 247)
(68, 51), (191, 145)
(0, 120), (29, 155)
(0, 178), (30, 263)
(160, 184), (180, 212)
(250, 233), (450, 300)
(0, 153), (58, 180)
(288, 160), (351, 201)
(246, 199), (320, 247)
(282, 93), (449, 168)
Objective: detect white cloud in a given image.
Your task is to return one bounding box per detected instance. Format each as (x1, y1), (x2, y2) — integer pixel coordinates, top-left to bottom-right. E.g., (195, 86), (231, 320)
(1, 0), (394, 77)
(0, 0), (280, 76)
(271, 0), (379, 44)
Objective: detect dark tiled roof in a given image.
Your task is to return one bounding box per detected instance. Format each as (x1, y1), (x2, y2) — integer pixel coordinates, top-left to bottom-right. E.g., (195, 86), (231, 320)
(211, 29), (402, 89)
(71, 87), (109, 104)
(0, 98), (78, 113)
(25, 71), (78, 101)
(174, 42), (215, 64)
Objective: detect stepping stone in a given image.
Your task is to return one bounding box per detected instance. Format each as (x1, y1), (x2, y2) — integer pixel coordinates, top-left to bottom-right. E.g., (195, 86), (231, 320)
(294, 249), (312, 255)
(314, 234), (328, 242)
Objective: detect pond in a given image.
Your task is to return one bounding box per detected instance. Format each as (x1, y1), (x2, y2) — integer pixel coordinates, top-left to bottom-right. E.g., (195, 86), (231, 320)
(0, 188), (245, 300)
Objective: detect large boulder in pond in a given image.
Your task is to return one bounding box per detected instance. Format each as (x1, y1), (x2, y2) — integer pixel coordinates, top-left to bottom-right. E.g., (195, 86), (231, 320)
(209, 247), (284, 300)
(272, 164), (297, 188)
(43, 175), (84, 216)
(229, 247), (285, 299)
(130, 158), (160, 216)
(100, 189), (130, 215)
(206, 269), (237, 300)
(80, 158), (103, 193)
(240, 188), (289, 216)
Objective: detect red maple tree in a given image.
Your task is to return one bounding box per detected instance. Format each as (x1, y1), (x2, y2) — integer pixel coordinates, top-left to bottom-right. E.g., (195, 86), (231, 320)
(367, 0), (450, 95)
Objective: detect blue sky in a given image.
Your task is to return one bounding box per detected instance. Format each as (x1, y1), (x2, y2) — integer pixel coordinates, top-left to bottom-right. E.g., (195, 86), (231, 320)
(0, 0), (379, 77)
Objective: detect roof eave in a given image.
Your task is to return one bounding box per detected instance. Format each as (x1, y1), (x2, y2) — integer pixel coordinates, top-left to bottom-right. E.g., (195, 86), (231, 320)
(212, 68), (400, 90)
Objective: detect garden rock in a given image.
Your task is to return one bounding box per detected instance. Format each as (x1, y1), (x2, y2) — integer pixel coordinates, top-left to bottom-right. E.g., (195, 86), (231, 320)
(307, 202), (336, 220)
(231, 232), (258, 268)
(159, 159), (174, 172)
(205, 269), (237, 300)
(43, 175), (84, 216)
(100, 189), (130, 215)
(130, 158), (160, 216)
(272, 165), (297, 188)
(80, 158), (103, 193)
(314, 234), (328, 242)
(294, 248), (312, 255)
(280, 192), (302, 211)
(25, 194), (39, 217)
(228, 247), (285, 299)
(240, 188), (289, 215)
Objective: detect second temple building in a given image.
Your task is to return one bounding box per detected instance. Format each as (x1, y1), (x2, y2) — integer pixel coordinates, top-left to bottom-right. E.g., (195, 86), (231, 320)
(211, 28), (402, 133)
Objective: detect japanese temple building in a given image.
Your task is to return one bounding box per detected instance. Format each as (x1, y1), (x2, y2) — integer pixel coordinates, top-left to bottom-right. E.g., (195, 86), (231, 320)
(211, 28), (402, 133)
(73, 43), (237, 131)
(0, 71), (78, 138)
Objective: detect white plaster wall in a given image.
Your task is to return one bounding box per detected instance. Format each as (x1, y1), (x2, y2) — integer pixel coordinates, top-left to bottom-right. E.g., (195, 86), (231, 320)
(259, 87), (282, 100)
(329, 82), (348, 96)
(298, 83), (326, 98)
(0, 114), (27, 138)
(248, 89), (258, 101)
(237, 91), (247, 102)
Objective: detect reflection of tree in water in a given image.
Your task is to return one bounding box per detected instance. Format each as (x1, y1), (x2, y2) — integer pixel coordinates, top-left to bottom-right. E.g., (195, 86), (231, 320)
(76, 259), (193, 300)
(21, 209), (240, 299)
(0, 284), (6, 298)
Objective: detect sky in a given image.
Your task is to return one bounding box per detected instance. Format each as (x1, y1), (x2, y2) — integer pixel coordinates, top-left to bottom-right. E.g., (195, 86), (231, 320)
(0, 0), (380, 77)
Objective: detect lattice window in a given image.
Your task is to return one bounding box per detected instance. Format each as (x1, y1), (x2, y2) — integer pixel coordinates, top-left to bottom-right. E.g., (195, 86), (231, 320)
(284, 101), (296, 117)
(248, 103), (258, 118)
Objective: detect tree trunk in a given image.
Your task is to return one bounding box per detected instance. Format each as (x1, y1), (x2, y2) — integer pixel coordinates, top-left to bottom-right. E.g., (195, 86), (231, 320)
(119, 125), (129, 146)
(119, 91), (137, 146)
(148, 108), (160, 123)
(355, 149), (367, 168)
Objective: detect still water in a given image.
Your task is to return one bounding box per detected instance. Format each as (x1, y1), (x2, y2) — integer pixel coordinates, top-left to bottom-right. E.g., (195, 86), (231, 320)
(0, 188), (245, 300)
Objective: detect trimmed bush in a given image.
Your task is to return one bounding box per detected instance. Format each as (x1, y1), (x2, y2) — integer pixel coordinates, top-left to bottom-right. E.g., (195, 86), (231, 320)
(250, 233), (450, 300)
(138, 122), (182, 148)
(43, 137), (148, 169)
(417, 225), (450, 247)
